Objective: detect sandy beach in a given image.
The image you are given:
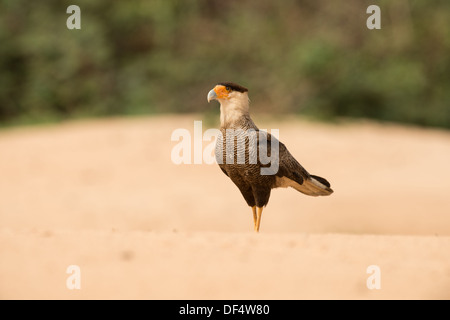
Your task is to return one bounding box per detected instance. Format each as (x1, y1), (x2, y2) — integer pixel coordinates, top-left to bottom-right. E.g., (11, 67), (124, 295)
(1, 115), (450, 299)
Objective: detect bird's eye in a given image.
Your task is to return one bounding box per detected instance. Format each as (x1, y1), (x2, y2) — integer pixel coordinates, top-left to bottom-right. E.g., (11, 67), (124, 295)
(226, 86), (231, 91)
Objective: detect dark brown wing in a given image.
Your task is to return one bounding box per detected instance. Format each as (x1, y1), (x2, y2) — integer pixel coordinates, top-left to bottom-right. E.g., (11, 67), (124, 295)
(259, 131), (333, 196)
(257, 131), (309, 182)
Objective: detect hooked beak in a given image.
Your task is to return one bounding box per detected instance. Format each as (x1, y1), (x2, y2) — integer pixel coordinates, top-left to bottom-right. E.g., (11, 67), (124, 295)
(207, 88), (217, 103)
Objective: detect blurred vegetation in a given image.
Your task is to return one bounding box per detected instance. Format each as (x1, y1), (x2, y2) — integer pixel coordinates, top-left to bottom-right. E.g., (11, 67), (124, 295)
(1, 0), (449, 128)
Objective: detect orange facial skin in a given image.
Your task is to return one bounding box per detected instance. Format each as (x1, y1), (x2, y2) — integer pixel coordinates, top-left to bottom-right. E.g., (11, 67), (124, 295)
(213, 85), (231, 99)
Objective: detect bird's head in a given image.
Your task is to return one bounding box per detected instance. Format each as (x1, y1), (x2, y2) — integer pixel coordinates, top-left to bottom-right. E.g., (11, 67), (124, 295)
(207, 82), (249, 105)
(208, 82), (250, 126)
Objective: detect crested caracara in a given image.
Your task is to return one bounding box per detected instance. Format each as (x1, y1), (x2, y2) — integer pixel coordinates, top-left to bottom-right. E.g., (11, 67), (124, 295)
(207, 82), (333, 232)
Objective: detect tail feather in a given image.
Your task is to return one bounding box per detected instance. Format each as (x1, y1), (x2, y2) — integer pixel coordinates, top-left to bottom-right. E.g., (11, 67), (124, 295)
(310, 175), (331, 188)
(291, 174), (333, 196)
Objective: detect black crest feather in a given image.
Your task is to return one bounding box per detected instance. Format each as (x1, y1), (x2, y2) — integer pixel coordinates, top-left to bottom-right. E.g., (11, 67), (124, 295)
(218, 82), (248, 93)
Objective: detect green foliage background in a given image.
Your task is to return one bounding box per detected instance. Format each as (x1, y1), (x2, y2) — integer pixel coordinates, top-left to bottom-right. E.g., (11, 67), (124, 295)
(1, 0), (449, 127)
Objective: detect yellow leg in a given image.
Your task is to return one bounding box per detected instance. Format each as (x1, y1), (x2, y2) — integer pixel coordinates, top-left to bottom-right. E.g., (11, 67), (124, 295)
(255, 207), (263, 232)
(252, 206), (257, 227)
